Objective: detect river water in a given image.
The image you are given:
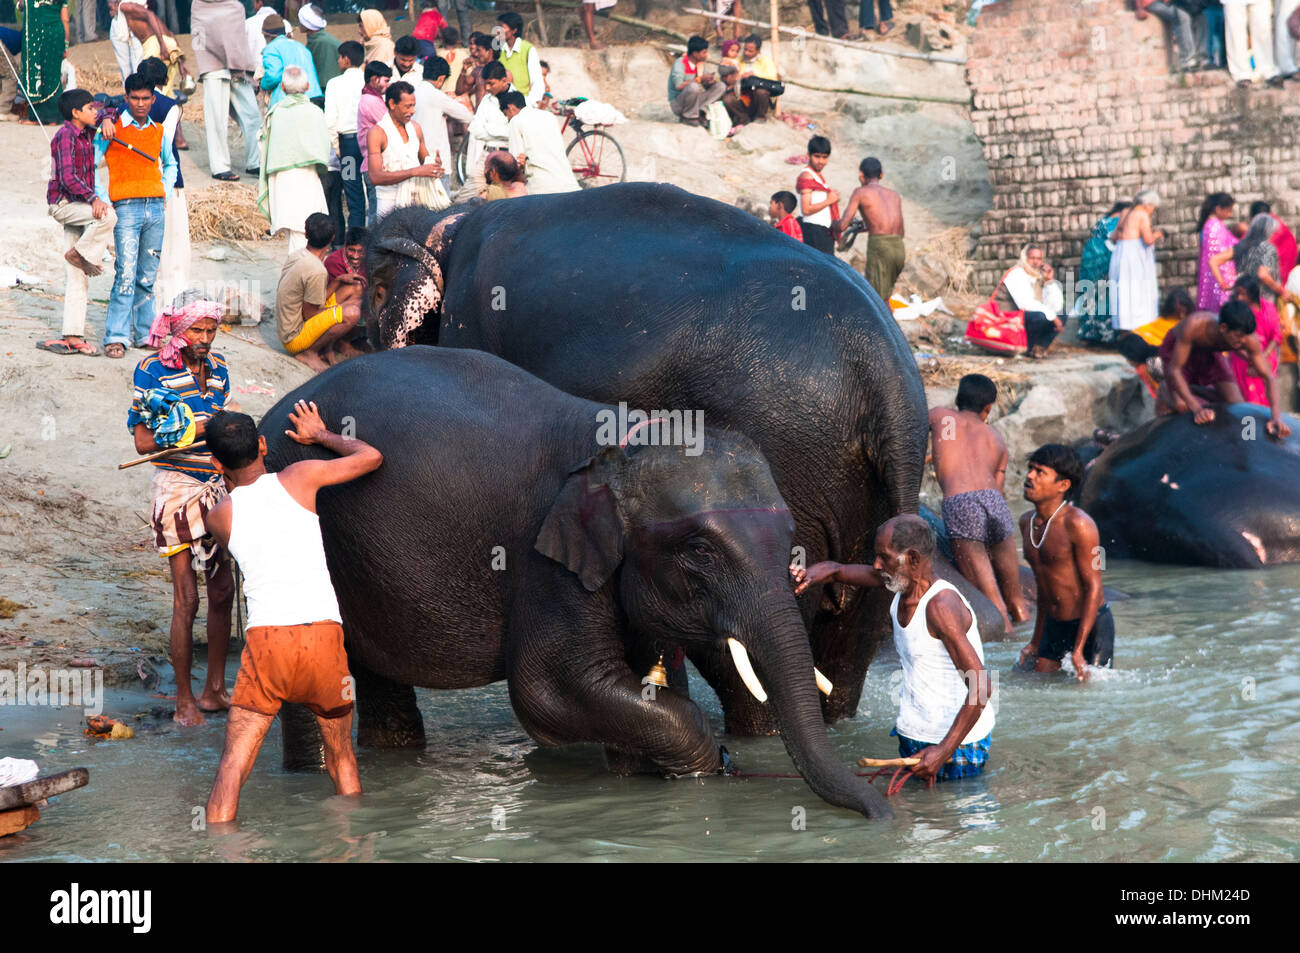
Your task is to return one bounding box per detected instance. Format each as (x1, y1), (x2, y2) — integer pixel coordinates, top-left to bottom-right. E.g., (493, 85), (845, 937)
(3, 559), (1298, 862)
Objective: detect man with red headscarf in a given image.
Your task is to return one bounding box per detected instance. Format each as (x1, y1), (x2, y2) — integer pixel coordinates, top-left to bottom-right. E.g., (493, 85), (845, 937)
(127, 290), (236, 727)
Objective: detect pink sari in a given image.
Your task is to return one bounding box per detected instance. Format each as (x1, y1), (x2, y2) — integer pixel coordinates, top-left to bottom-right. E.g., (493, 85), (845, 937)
(1198, 217), (1238, 312)
(1231, 300), (1280, 405)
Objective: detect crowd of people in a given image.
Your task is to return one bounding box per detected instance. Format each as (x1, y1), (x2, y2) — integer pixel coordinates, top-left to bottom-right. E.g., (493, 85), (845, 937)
(1138, 0), (1300, 85)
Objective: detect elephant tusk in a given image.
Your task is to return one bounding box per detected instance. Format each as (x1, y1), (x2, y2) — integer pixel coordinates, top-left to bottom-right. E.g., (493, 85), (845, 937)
(727, 638), (768, 704)
(814, 667), (833, 697)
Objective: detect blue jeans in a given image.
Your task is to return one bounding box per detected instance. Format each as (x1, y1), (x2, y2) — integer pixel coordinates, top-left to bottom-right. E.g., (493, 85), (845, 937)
(338, 133), (367, 231)
(1202, 6), (1226, 68)
(105, 197), (165, 348)
(859, 0), (893, 30)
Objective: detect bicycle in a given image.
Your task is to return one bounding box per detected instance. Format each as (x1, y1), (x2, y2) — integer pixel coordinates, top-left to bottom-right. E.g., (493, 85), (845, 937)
(454, 97), (626, 190)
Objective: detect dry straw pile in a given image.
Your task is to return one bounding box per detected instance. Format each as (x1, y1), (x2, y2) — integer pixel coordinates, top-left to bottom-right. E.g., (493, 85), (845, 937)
(186, 186), (270, 242)
(918, 356), (1030, 412)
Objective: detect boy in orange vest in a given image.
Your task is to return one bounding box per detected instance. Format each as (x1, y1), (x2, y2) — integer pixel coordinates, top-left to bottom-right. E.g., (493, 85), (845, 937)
(94, 72), (178, 359)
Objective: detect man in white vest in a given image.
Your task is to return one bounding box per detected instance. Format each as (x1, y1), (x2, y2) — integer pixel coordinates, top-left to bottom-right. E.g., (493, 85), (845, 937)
(793, 514), (994, 783)
(499, 90), (579, 195)
(202, 402), (383, 823)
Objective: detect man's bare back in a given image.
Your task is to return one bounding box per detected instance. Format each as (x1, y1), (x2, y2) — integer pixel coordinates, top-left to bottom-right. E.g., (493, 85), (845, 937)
(929, 406), (1007, 497)
(845, 182), (904, 236)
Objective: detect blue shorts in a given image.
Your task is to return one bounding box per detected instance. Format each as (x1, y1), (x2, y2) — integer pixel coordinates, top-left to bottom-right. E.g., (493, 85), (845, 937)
(893, 728), (992, 781)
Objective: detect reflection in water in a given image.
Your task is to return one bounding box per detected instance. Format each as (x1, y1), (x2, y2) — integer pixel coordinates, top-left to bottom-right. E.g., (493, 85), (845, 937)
(2, 561), (1298, 861)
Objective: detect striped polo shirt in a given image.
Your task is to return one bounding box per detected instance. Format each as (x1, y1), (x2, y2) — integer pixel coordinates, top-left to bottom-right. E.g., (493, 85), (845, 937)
(127, 353), (231, 480)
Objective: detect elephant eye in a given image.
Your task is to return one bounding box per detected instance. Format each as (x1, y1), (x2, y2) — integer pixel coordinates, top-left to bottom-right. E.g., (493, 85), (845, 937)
(684, 537), (714, 559)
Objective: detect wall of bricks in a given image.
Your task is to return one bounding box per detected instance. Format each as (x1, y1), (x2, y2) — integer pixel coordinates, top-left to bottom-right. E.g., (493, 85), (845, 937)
(965, 0), (1300, 293)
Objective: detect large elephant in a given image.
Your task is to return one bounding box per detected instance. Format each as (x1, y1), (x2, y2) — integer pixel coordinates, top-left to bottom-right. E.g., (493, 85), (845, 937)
(1080, 404), (1300, 567)
(363, 184), (929, 735)
(261, 347), (892, 819)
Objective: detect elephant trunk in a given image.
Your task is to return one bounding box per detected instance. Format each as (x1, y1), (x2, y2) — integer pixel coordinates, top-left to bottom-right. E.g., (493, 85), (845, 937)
(738, 591), (893, 820)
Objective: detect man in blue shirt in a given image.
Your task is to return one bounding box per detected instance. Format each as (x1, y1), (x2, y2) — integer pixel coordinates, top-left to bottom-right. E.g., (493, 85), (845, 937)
(95, 72), (178, 358)
(259, 13), (321, 107)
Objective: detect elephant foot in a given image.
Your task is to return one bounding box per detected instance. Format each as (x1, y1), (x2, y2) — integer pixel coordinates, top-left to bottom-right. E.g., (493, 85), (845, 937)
(281, 702), (326, 772)
(604, 744), (723, 777)
(352, 662), (426, 749)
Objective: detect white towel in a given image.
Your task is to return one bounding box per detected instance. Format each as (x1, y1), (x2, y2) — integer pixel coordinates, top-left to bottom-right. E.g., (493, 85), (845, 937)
(0, 758), (39, 788)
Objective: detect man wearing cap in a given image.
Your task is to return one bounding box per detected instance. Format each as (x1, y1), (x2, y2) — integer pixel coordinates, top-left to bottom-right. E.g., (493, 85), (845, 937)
(260, 13), (321, 107)
(299, 3), (341, 100)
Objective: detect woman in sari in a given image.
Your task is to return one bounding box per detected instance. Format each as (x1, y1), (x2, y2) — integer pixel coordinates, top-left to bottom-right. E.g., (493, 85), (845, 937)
(1230, 275), (1282, 406)
(1197, 191), (1238, 311)
(18, 0), (69, 125)
(358, 8), (394, 67)
(1075, 201), (1130, 345)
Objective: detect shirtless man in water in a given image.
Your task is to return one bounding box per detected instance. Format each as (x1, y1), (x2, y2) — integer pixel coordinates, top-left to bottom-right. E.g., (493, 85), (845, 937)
(1017, 444), (1111, 681)
(1156, 300), (1291, 438)
(930, 374), (1027, 634)
(835, 156), (905, 302)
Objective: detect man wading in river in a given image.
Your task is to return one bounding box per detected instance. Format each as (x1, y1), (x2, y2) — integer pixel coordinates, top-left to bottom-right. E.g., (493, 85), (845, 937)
(792, 515), (994, 783)
(1016, 444), (1113, 681)
(202, 403), (381, 822)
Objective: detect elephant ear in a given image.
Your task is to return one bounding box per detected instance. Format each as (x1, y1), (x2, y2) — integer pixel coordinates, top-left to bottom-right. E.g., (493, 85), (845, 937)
(536, 447), (627, 592)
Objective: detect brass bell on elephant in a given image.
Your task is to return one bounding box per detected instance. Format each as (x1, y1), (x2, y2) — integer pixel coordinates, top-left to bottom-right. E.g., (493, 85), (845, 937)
(645, 655), (669, 689)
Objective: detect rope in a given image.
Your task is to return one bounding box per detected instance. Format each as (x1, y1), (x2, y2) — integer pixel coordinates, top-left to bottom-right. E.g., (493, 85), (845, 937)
(0, 29), (53, 143)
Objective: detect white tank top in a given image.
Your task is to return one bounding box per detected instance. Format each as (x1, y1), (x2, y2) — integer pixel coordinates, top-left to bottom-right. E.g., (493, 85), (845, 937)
(891, 579), (994, 745)
(226, 473), (342, 629)
(373, 112), (421, 213)
(799, 166), (832, 228)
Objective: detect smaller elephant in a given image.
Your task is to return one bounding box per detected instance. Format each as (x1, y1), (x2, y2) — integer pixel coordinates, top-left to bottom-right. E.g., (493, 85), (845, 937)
(262, 347), (891, 819)
(1080, 404), (1300, 567)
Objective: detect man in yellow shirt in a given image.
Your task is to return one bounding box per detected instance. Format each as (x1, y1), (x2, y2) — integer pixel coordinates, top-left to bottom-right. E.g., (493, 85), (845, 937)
(736, 33), (779, 119)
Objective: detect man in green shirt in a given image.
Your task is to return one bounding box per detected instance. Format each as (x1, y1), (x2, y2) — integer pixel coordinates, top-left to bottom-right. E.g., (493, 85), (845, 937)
(298, 3), (339, 105)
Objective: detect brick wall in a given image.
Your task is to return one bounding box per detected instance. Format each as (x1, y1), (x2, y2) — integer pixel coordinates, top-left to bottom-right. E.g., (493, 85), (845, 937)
(966, 0), (1300, 292)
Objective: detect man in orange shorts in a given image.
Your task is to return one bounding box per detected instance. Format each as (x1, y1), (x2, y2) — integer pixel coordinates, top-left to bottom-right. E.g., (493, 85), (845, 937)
(202, 400), (384, 823)
(275, 212), (365, 373)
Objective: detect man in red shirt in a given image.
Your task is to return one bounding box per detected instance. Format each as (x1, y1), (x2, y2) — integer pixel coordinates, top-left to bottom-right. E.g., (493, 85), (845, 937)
(770, 191), (803, 242)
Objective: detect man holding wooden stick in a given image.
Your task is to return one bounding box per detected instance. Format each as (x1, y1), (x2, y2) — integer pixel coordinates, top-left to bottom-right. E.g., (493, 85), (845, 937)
(792, 515), (995, 783)
(127, 291), (235, 727)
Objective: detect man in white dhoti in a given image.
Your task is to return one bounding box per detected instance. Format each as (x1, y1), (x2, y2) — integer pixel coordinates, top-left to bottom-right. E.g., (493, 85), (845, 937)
(257, 66), (328, 252)
(1108, 189), (1163, 334)
(500, 91), (580, 195)
(366, 80), (445, 219)
(190, 0), (263, 181)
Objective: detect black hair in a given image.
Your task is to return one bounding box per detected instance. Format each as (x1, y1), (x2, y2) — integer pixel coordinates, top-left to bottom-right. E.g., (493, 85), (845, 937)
(859, 156), (882, 180)
(58, 88), (94, 120)
(394, 35), (419, 57)
(124, 72), (153, 95)
(1218, 299), (1257, 335)
(424, 56), (450, 81)
(344, 226), (368, 246)
(468, 31), (494, 51)
(439, 26), (460, 47)
(771, 190), (796, 214)
(743, 33), (762, 49)
(1028, 444), (1084, 495)
(1160, 285), (1194, 317)
(364, 60), (393, 83)
(1233, 274), (1262, 305)
(338, 40), (364, 67)
(1197, 191), (1234, 232)
(539, 59), (549, 70)
(305, 212), (335, 250)
(889, 515), (936, 562)
(385, 80), (414, 105)
(137, 56), (168, 89)
(497, 90), (526, 112)
(1116, 333), (1157, 367)
(497, 10), (523, 35)
(205, 411), (261, 470)
(687, 35), (709, 55)
(1249, 200), (1271, 218)
(956, 373), (997, 412)
(1107, 201), (1132, 217)
(808, 135), (831, 157)
(481, 60), (509, 81)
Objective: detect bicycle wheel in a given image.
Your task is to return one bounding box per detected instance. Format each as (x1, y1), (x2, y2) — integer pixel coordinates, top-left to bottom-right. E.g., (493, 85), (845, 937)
(566, 130), (626, 189)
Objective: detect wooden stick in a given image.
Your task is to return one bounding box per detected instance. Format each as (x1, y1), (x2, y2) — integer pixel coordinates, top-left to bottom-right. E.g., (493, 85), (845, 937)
(535, 0), (549, 46)
(858, 756), (921, 767)
(769, 0), (780, 75)
(680, 8), (967, 64)
(118, 441), (207, 470)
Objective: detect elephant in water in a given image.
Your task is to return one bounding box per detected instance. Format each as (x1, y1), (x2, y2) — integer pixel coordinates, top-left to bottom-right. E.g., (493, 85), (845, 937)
(362, 183), (929, 736)
(1080, 404), (1300, 567)
(261, 348), (893, 819)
